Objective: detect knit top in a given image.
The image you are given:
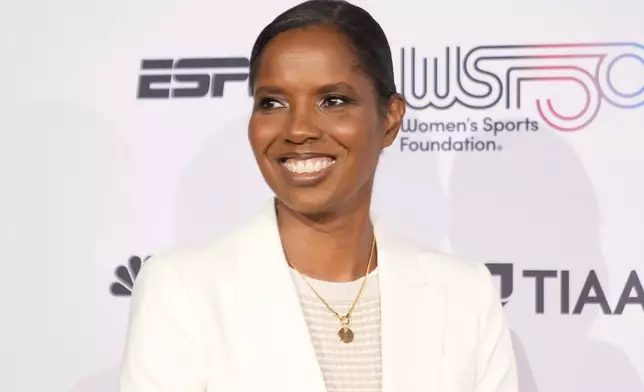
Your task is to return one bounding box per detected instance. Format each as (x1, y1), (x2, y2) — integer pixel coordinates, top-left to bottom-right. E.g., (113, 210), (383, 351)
(289, 267), (382, 392)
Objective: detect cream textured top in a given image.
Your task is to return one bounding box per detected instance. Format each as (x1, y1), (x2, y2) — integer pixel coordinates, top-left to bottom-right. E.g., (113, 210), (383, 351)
(290, 267), (382, 392)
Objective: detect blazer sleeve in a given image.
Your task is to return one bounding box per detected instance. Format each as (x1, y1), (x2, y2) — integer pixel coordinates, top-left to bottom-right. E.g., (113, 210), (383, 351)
(475, 263), (519, 392)
(118, 256), (205, 392)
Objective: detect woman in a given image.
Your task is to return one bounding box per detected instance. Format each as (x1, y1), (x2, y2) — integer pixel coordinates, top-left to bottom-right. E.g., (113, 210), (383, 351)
(118, 1), (518, 391)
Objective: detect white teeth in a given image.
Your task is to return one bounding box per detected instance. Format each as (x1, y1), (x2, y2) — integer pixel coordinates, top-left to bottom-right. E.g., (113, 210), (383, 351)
(282, 157), (335, 174)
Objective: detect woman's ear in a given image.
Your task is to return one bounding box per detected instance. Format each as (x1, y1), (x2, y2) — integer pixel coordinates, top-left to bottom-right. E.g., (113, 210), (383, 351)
(382, 93), (406, 149)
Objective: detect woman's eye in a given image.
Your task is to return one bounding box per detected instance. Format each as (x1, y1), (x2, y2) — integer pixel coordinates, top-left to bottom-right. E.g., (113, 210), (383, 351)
(257, 98), (286, 110)
(321, 96), (349, 107)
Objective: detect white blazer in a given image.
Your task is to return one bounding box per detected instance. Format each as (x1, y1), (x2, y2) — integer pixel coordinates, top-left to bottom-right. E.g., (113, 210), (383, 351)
(119, 201), (519, 392)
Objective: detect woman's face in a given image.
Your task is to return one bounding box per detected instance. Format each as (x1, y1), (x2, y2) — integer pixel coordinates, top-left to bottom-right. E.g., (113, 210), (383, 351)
(248, 26), (404, 215)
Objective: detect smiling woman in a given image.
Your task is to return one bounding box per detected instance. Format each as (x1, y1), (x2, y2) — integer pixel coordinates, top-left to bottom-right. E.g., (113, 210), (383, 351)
(247, 16), (404, 217)
(118, 1), (519, 392)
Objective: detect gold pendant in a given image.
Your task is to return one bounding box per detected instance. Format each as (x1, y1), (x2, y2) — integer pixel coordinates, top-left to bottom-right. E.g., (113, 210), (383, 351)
(338, 326), (354, 343)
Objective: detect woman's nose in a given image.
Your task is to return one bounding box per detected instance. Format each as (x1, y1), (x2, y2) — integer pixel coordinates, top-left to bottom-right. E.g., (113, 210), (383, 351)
(283, 105), (323, 144)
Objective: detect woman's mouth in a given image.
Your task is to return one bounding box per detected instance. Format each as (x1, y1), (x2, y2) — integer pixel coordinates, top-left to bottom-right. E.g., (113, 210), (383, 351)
(280, 156), (336, 174)
(276, 156), (337, 186)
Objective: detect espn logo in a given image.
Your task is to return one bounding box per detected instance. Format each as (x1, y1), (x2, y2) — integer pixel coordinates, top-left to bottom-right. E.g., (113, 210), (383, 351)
(137, 57), (250, 99)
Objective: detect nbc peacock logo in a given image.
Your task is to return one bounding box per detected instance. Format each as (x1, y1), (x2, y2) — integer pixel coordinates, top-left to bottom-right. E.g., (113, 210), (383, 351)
(110, 255), (152, 297)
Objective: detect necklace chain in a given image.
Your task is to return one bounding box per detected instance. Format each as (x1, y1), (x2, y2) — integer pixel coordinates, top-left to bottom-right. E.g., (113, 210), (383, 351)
(290, 234), (376, 343)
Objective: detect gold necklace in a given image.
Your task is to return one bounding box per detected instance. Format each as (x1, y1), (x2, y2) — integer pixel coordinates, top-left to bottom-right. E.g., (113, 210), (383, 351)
(291, 235), (376, 344)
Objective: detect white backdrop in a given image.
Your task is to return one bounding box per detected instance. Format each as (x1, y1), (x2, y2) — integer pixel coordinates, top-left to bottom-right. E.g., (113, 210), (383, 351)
(1, 0), (643, 391)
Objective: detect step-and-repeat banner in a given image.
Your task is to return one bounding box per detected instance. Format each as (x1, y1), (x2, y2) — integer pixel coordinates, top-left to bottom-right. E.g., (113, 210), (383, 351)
(1, 0), (643, 390)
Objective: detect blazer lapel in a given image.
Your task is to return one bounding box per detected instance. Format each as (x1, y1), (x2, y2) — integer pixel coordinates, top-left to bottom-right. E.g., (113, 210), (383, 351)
(376, 224), (446, 392)
(232, 202), (327, 392)
(227, 202), (446, 392)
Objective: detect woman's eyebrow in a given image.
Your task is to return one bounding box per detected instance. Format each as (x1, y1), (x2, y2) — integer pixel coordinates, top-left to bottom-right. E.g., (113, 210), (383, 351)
(317, 83), (358, 95)
(253, 82), (358, 97)
(254, 85), (286, 96)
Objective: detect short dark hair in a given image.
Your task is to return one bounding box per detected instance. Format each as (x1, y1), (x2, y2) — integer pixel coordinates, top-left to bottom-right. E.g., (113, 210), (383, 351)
(248, 0), (397, 110)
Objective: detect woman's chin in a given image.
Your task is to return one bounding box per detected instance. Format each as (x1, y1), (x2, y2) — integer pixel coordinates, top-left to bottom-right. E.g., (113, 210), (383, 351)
(275, 193), (338, 217)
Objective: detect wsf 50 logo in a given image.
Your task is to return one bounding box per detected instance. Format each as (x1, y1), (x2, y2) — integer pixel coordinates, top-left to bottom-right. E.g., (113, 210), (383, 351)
(137, 57), (250, 99)
(400, 42), (644, 132)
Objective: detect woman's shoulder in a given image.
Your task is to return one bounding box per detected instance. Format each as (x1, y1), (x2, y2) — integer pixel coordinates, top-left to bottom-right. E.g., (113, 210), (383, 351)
(380, 229), (493, 289)
(141, 226), (247, 276)
(383, 231), (502, 319)
(420, 246), (490, 283)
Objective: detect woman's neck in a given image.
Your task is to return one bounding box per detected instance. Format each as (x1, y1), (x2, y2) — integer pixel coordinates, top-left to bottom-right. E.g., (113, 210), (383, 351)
(275, 197), (376, 283)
